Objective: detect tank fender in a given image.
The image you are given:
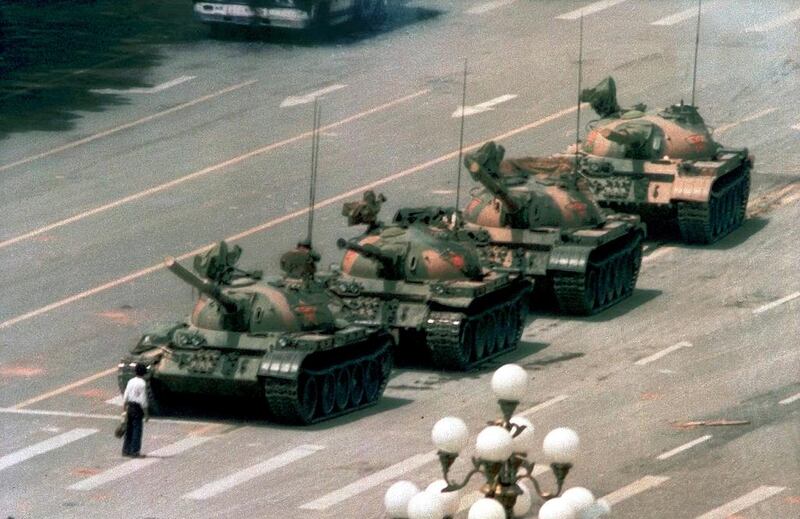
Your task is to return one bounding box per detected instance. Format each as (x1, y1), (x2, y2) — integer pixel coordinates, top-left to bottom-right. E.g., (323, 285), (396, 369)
(547, 245), (592, 273)
(258, 350), (310, 381)
(671, 175), (715, 203)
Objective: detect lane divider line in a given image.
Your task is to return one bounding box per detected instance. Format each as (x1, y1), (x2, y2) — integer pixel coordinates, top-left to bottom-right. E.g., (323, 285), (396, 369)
(602, 475), (670, 506)
(650, 0), (723, 26)
(281, 84), (347, 107)
(713, 107), (777, 135)
(70, 436), (211, 491)
(0, 79), (258, 174)
(11, 367), (118, 409)
(517, 395), (569, 418)
(0, 407), (219, 426)
(467, 0), (517, 15)
(184, 444), (325, 500)
(0, 103), (580, 335)
(778, 392), (800, 405)
(0, 428), (97, 472)
(556, 0), (629, 20)
(744, 7), (800, 33)
(299, 451), (438, 510)
(694, 486), (786, 519)
(0, 88), (428, 250)
(635, 341), (693, 366)
(753, 291), (800, 314)
(656, 435), (712, 460)
(91, 75), (196, 95)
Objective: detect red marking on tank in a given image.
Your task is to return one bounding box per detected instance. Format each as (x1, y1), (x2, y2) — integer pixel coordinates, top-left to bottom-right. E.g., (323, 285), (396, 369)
(567, 200), (587, 218)
(0, 365), (45, 377)
(341, 250), (359, 273)
(449, 254), (465, 269)
(294, 304), (318, 323)
(687, 134), (705, 152)
(465, 198), (481, 216)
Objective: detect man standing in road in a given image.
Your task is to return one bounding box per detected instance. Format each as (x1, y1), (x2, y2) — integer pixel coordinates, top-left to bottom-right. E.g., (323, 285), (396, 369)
(122, 363), (149, 457)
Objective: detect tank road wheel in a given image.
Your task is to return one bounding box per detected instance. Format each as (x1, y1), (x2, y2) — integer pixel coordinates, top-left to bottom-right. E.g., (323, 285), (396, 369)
(484, 315), (499, 356)
(473, 318), (491, 361)
(629, 241), (643, 288)
(334, 368), (351, 411)
(295, 375), (318, 425)
(363, 360), (381, 402)
(318, 373), (336, 418)
(349, 364), (365, 407)
(612, 257), (626, 299)
(496, 309), (511, 351)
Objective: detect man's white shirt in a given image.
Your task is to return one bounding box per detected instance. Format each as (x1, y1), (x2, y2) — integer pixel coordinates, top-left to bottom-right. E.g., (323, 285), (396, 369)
(123, 377), (148, 408)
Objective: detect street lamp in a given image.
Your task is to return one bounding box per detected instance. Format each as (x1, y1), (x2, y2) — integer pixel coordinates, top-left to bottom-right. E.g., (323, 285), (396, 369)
(384, 364), (610, 518)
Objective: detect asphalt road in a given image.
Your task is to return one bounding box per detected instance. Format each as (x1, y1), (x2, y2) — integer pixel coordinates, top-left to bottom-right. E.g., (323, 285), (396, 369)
(1, 1), (798, 518)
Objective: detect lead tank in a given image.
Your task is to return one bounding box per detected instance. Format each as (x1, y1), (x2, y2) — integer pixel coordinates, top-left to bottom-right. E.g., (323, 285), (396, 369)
(117, 241), (393, 425)
(577, 76), (753, 243)
(328, 191), (531, 371)
(462, 141), (645, 315)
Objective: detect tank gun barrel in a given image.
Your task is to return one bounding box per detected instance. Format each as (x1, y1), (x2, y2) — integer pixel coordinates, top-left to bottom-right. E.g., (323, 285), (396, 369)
(465, 159), (522, 213)
(336, 238), (398, 274)
(164, 256), (239, 313)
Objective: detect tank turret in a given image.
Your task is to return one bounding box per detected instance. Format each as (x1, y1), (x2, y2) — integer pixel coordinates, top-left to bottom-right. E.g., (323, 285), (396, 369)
(461, 141), (645, 316)
(329, 191), (531, 370)
(576, 76), (752, 244)
(118, 241), (394, 425)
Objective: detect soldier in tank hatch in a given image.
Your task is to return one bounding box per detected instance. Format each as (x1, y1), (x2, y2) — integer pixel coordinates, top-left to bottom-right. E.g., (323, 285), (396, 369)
(280, 239), (321, 280)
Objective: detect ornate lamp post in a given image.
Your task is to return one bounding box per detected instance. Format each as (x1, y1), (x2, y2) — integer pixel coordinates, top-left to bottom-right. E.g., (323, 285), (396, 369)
(384, 364), (610, 519)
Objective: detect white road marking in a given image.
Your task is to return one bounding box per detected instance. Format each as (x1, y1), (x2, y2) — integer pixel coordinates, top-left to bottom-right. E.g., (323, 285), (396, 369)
(91, 75), (195, 95)
(453, 94), (517, 117)
(183, 445), (325, 500)
(0, 89), (428, 253)
(779, 392), (800, 405)
(517, 395), (569, 418)
(745, 7), (800, 32)
(714, 107), (777, 135)
(0, 103), (580, 333)
(694, 486), (785, 519)
(0, 428), (97, 472)
(656, 435), (712, 460)
(106, 395), (125, 406)
(556, 0), (629, 20)
(752, 291), (800, 314)
(184, 445), (325, 500)
(0, 80), (257, 174)
(602, 475), (670, 506)
(280, 84), (348, 107)
(792, 122), (800, 130)
(635, 341), (693, 366)
(70, 437), (210, 491)
(467, 0), (517, 15)
(11, 367), (118, 409)
(299, 451), (438, 510)
(0, 407), (216, 426)
(650, 1), (722, 26)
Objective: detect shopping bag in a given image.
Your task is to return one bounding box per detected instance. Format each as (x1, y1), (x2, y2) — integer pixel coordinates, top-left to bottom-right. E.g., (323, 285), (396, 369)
(114, 411), (127, 438)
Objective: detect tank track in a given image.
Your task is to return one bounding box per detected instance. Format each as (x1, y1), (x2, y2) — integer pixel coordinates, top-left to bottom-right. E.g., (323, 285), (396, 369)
(426, 285), (529, 371)
(551, 232), (643, 315)
(677, 167), (750, 244)
(262, 334), (393, 425)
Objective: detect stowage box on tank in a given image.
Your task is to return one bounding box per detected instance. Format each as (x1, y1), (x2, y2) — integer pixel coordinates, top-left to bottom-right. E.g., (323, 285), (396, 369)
(577, 76), (753, 244)
(462, 141), (645, 316)
(117, 241), (393, 425)
(329, 192), (531, 371)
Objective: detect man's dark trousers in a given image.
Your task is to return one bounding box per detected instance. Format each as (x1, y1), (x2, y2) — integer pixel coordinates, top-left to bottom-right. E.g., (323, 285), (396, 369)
(122, 402), (144, 456)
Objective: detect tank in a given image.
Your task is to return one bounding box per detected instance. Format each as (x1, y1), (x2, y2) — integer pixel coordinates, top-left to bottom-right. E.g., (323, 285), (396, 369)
(117, 241), (394, 425)
(461, 141), (645, 316)
(577, 76), (753, 244)
(328, 191), (532, 371)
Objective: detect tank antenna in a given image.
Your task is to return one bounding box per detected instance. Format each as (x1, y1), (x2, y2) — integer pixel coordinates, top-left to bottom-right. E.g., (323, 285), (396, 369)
(306, 98), (321, 246)
(454, 58), (468, 212)
(690, 0), (702, 106)
(573, 12), (584, 176)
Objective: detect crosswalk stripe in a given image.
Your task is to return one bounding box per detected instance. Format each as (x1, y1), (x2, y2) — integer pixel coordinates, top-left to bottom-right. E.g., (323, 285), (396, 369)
(650, 1), (722, 26)
(299, 451), (438, 510)
(0, 428), (97, 472)
(556, 0), (629, 20)
(602, 475), (670, 506)
(70, 436), (210, 491)
(184, 444), (325, 500)
(694, 486), (785, 519)
(467, 0), (517, 15)
(745, 7), (800, 32)
(656, 435), (712, 460)
(516, 395), (569, 418)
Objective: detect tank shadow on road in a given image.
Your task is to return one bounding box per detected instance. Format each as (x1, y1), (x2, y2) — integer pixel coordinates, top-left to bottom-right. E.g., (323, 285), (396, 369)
(531, 288), (662, 323)
(693, 216), (769, 251)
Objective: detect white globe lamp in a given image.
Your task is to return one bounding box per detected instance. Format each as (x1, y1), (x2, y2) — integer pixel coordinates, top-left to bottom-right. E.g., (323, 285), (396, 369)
(407, 491), (445, 519)
(426, 480), (460, 517)
(561, 487), (595, 513)
(432, 417), (469, 454)
(385, 481), (419, 518)
(491, 364), (529, 402)
(538, 497), (577, 519)
(468, 498), (506, 519)
(512, 481), (532, 517)
(542, 428), (580, 464)
(475, 426), (514, 462)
